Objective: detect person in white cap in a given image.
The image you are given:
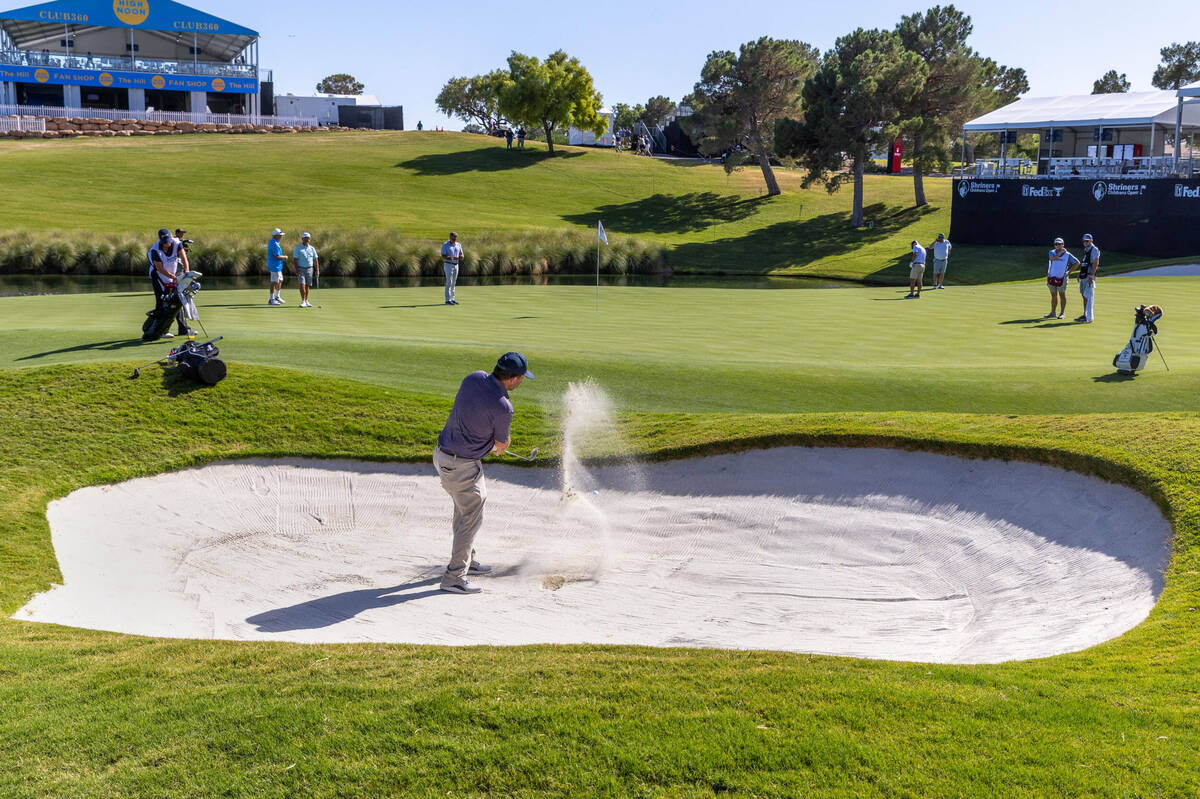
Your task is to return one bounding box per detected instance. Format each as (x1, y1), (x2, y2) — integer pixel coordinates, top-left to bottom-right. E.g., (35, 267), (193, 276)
(931, 233), (951, 289)
(267, 228), (288, 305)
(1045, 237), (1079, 319)
(1075, 233), (1100, 323)
(292, 233), (319, 308)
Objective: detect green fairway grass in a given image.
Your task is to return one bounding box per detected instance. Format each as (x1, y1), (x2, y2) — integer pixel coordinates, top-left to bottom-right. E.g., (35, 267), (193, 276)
(1, 277), (1196, 413)
(0, 132), (1190, 281)
(1, 362), (1198, 798)
(3, 132), (1200, 797)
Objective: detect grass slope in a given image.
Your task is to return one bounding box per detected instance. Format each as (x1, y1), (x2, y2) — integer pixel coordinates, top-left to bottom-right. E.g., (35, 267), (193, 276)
(0, 365), (1198, 798)
(1, 278), (1197, 413)
(0, 132), (1190, 281)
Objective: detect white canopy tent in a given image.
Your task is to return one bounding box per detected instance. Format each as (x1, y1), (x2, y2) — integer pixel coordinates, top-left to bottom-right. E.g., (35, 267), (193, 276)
(962, 91), (1200, 176)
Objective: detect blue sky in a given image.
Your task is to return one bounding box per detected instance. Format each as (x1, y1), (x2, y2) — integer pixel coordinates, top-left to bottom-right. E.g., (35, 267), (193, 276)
(194, 0), (1196, 127)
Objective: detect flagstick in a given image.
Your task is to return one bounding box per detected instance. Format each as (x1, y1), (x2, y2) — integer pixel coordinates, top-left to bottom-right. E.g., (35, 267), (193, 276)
(595, 235), (600, 314)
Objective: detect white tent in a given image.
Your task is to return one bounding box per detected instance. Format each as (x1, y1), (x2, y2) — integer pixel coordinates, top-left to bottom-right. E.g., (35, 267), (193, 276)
(965, 91), (1200, 131)
(1178, 80), (1200, 99)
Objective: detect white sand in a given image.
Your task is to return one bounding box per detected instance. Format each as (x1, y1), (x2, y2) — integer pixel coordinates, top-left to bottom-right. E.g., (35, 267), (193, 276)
(13, 448), (1170, 663)
(1115, 264), (1200, 277)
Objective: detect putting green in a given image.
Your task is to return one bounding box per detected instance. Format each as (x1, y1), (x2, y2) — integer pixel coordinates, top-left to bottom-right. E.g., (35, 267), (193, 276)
(1, 277), (1195, 413)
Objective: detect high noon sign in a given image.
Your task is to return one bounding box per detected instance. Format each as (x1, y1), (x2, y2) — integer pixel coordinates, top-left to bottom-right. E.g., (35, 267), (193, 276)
(113, 0), (149, 25)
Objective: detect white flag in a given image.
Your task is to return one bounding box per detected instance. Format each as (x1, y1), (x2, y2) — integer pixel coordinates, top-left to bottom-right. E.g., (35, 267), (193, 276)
(597, 220), (608, 245)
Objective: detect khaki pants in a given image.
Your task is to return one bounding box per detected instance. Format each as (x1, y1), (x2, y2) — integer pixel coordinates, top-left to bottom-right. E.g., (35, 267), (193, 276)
(433, 446), (486, 584)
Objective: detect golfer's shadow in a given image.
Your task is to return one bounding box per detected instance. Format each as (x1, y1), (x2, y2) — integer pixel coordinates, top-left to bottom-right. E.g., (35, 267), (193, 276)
(18, 338), (147, 361)
(1093, 372), (1138, 382)
(379, 303), (450, 309)
(245, 578), (443, 632)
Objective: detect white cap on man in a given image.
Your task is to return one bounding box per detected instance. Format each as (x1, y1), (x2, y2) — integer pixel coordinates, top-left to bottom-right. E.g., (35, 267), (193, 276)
(1082, 233), (1093, 241)
(302, 232), (311, 239)
(271, 228), (284, 236)
(1053, 237), (1064, 244)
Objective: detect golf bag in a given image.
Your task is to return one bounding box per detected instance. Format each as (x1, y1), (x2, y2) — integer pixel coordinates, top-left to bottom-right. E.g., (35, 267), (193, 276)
(172, 338), (226, 385)
(1113, 305), (1163, 375)
(142, 270), (203, 342)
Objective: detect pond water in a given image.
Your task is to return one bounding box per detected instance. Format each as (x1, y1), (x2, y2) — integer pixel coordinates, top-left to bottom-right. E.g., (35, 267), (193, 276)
(0, 273), (854, 297)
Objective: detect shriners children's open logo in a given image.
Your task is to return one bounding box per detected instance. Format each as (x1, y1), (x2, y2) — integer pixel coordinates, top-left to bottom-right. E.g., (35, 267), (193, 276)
(99, 73), (113, 87)
(151, 75), (166, 89)
(212, 78), (225, 92)
(34, 69), (49, 83)
(113, 0), (149, 26)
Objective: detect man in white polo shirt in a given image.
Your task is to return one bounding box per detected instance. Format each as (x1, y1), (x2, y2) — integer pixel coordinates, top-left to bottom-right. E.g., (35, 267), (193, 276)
(292, 232), (319, 308)
(931, 233), (952, 289)
(1045, 236), (1079, 320)
(440, 231), (463, 306)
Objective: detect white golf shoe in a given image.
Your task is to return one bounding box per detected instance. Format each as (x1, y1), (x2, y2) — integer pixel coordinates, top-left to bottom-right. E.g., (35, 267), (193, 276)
(440, 580), (482, 595)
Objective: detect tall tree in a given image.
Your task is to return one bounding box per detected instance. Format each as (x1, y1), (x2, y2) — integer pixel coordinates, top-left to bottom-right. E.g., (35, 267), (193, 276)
(1092, 70), (1131, 94)
(684, 37), (818, 196)
(777, 28), (926, 226)
(1152, 41), (1200, 89)
(975, 58), (1028, 107)
(895, 5), (979, 207)
(611, 102), (645, 131)
(498, 50), (605, 155)
(315, 74), (364, 95)
(436, 71), (509, 133)
(643, 95), (676, 127)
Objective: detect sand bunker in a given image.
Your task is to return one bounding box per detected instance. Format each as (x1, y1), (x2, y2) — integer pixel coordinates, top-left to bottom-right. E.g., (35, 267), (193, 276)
(14, 448), (1170, 663)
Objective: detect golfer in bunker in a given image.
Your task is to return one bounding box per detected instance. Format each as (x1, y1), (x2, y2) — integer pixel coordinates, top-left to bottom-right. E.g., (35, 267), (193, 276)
(433, 352), (534, 594)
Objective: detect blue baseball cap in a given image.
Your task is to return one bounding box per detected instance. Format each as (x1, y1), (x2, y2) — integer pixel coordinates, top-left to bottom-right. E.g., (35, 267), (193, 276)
(496, 352), (534, 379)
(157, 228), (171, 242)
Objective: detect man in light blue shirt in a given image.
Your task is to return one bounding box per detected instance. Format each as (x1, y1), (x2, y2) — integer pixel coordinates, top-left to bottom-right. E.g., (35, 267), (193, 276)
(440, 231), (463, 305)
(267, 228), (288, 305)
(292, 232), (319, 308)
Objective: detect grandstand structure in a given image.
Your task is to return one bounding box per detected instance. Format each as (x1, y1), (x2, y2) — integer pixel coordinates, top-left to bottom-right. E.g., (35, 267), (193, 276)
(0, 0), (293, 123)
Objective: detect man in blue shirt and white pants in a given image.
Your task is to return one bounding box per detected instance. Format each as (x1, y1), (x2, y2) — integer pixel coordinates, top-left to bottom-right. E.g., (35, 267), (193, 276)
(441, 231), (463, 305)
(267, 228), (288, 305)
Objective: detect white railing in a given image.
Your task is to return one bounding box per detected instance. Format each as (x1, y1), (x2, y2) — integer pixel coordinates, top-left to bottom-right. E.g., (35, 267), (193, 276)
(0, 49), (257, 80)
(0, 104), (316, 127)
(0, 116), (46, 132)
(969, 156), (1195, 179)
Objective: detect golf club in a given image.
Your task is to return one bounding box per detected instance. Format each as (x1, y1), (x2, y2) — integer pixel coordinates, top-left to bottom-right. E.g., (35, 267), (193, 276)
(129, 354), (174, 379)
(503, 447), (539, 462)
(316, 274), (321, 308)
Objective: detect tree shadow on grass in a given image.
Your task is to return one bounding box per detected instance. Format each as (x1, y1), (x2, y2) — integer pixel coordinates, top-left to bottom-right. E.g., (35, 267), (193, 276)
(18, 338), (148, 361)
(669, 202), (936, 277)
(245, 578), (444, 632)
(562, 192), (769, 234)
(396, 148), (582, 175)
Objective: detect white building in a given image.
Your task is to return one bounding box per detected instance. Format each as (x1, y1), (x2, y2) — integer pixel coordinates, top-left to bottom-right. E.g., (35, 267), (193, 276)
(273, 92), (381, 126)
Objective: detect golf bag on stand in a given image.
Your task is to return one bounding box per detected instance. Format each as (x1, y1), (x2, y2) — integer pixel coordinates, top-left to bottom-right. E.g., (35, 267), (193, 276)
(143, 270), (203, 342)
(1113, 304), (1163, 375)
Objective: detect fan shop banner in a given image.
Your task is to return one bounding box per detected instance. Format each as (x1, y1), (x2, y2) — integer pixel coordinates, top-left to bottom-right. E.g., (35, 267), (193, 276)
(950, 178), (1200, 258)
(0, 64), (256, 93)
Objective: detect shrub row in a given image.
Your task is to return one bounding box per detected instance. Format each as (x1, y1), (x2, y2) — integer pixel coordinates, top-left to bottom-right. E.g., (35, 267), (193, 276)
(0, 229), (672, 278)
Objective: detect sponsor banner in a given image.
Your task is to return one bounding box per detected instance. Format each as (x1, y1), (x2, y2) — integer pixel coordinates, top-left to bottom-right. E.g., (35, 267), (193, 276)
(1, 0), (257, 36)
(0, 64), (255, 94)
(951, 178), (1200, 258)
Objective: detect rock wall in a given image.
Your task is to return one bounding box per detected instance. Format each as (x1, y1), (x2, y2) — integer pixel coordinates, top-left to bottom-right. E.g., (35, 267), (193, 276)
(1, 116), (351, 139)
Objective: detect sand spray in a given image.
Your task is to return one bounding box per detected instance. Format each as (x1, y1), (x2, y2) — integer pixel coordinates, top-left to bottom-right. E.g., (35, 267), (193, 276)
(539, 379), (631, 586)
